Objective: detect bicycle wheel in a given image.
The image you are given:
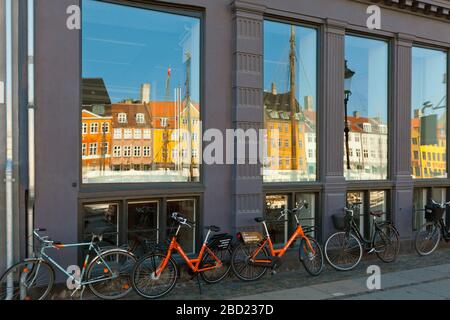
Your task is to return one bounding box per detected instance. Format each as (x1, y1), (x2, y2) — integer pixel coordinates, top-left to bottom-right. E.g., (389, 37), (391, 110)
(415, 222), (441, 256)
(231, 242), (269, 282)
(299, 237), (324, 276)
(132, 253), (178, 299)
(374, 224), (400, 263)
(86, 249), (137, 300)
(200, 247), (232, 284)
(0, 259), (54, 300)
(324, 232), (363, 271)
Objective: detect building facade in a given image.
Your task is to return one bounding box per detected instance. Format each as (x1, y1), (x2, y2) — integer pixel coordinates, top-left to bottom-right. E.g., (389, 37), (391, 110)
(1, 0), (450, 272)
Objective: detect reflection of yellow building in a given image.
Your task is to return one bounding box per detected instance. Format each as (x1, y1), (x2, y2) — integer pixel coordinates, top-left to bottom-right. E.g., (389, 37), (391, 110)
(411, 111), (446, 178)
(264, 90), (315, 174)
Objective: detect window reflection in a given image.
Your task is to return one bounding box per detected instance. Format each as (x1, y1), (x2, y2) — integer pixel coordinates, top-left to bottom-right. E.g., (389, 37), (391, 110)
(128, 201), (159, 257)
(83, 203), (119, 246)
(82, 0), (201, 183)
(263, 21), (317, 182)
(347, 192), (364, 235)
(344, 36), (388, 180)
(411, 47), (447, 179)
(167, 199), (196, 253)
(265, 195), (289, 245)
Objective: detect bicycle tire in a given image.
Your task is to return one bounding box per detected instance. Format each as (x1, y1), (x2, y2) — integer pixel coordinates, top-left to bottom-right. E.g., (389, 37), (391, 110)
(0, 259), (55, 300)
(86, 249), (137, 300)
(374, 223), (400, 263)
(415, 222), (441, 256)
(231, 242), (269, 282)
(324, 231), (363, 271)
(299, 237), (324, 276)
(200, 247), (232, 284)
(132, 253), (178, 299)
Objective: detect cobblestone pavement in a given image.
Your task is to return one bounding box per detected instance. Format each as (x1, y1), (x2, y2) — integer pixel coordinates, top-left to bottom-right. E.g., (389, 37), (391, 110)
(55, 244), (450, 300)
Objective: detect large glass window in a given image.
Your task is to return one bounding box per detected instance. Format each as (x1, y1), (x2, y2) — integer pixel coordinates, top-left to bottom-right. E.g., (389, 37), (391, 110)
(263, 21), (317, 182)
(411, 47), (447, 179)
(82, 0), (201, 183)
(344, 36), (388, 180)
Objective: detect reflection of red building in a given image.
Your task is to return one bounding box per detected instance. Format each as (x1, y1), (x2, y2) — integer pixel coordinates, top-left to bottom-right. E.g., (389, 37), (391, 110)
(110, 102), (175, 171)
(110, 100), (200, 171)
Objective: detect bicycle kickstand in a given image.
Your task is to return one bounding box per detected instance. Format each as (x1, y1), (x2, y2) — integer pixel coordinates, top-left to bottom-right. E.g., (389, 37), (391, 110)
(196, 273), (203, 295)
(79, 286), (86, 301)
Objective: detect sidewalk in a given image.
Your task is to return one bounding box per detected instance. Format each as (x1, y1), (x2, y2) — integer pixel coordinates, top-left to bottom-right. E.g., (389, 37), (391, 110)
(232, 263), (450, 300)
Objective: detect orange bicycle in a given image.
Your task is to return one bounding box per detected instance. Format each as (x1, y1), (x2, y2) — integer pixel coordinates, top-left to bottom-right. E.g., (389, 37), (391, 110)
(131, 213), (233, 299)
(231, 201), (323, 281)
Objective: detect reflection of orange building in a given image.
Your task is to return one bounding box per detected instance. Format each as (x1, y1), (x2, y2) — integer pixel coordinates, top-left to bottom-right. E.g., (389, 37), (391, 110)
(81, 110), (113, 172)
(411, 110), (446, 178)
(264, 90), (315, 174)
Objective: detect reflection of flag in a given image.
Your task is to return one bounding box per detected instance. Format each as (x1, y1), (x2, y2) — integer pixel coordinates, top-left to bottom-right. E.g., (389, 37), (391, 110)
(168, 67), (172, 77)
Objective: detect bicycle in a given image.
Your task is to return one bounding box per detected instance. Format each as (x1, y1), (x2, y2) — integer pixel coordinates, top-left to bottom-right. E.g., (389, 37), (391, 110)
(415, 199), (450, 256)
(131, 212), (233, 299)
(231, 200), (324, 281)
(0, 228), (137, 300)
(324, 202), (400, 271)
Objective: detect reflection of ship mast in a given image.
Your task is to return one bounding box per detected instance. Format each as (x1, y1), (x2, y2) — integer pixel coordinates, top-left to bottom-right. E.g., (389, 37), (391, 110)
(289, 25), (298, 171)
(185, 52), (194, 181)
(163, 67), (172, 171)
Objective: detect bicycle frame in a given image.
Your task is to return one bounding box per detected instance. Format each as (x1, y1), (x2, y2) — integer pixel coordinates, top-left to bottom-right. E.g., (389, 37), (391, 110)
(156, 226), (222, 276)
(36, 240), (117, 287)
(251, 221), (315, 263)
(348, 212), (390, 249)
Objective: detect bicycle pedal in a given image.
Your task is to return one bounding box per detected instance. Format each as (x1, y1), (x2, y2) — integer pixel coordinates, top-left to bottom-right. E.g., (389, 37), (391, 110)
(368, 248), (375, 254)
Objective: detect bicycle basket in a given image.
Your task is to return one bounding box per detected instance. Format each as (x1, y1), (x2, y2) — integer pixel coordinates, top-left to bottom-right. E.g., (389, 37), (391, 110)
(425, 205), (445, 222)
(332, 213), (349, 231)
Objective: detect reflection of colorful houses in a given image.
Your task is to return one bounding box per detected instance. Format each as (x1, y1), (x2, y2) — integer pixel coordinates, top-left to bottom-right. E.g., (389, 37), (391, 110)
(345, 112), (388, 180)
(109, 100), (200, 172)
(263, 88), (316, 176)
(411, 109), (446, 178)
(82, 78), (200, 179)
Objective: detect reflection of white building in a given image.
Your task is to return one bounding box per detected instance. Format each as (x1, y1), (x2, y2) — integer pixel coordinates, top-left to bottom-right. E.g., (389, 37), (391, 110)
(345, 112), (388, 180)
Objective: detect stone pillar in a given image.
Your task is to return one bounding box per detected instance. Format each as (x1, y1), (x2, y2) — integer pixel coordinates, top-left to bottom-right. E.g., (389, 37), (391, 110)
(319, 19), (347, 242)
(231, 1), (265, 232)
(390, 33), (414, 241)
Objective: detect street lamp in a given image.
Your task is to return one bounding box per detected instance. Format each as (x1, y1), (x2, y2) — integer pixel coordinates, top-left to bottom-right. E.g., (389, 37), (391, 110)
(344, 60), (355, 170)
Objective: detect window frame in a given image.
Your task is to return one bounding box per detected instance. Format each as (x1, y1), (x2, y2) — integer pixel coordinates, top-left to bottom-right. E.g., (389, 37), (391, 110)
(262, 17), (320, 186)
(411, 44), (449, 183)
(343, 32), (391, 182)
(79, 0), (205, 193)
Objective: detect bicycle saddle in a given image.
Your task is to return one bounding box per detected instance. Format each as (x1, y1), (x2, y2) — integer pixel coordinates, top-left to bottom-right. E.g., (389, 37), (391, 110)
(205, 225), (220, 232)
(92, 226), (111, 236)
(370, 211), (384, 217)
(255, 217), (265, 223)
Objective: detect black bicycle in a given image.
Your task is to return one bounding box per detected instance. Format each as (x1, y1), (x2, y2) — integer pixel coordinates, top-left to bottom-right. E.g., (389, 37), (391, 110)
(324, 202), (400, 271)
(415, 199), (450, 256)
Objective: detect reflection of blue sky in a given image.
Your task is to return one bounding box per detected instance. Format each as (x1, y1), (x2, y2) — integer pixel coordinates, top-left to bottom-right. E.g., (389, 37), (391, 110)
(412, 47), (447, 118)
(264, 21), (317, 110)
(82, 0), (200, 103)
(345, 36), (388, 123)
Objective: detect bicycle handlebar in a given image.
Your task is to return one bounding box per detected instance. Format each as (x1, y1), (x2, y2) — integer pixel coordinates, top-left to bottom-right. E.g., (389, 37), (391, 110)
(33, 229), (55, 246)
(171, 212), (194, 228)
(431, 199), (450, 208)
(277, 200), (309, 221)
